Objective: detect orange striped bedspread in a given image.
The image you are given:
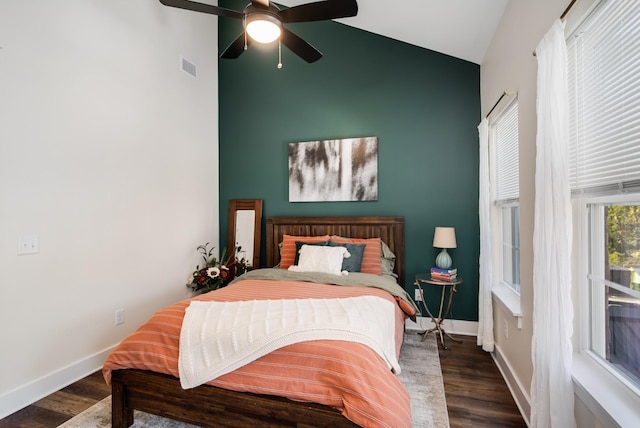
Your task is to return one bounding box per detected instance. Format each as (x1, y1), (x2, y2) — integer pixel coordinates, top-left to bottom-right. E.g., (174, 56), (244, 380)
(102, 273), (416, 428)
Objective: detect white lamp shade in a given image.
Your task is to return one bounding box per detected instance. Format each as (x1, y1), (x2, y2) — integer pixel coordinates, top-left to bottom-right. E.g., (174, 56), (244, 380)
(433, 227), (457, 249)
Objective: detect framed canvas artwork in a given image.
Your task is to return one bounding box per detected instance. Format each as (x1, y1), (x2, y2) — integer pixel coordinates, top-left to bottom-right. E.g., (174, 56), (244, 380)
(288, 136), (378, 202)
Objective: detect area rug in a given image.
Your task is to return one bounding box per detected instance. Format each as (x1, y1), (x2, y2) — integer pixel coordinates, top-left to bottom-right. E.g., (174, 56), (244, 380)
(58, 333), (449, 428)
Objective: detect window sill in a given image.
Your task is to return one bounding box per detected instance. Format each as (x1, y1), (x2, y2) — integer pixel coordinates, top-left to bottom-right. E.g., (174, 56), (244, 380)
(492, 282), (523, 329)
(573, 352), (640, 427)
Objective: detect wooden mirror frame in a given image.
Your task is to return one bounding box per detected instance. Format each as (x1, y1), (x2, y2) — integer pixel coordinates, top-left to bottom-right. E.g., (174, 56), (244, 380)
(227, 199), (262, 268)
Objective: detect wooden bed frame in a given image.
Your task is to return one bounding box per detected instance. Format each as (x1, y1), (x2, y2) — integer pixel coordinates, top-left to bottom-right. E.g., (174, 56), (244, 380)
(111, 215), (404, 427)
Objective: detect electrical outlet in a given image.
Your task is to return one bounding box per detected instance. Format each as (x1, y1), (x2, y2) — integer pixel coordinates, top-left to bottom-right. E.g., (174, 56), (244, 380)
(504, 319), (509, 339)
(115, 308), (125, 325)
(18, 235), (39, 255)
(414, 289), (422, 301)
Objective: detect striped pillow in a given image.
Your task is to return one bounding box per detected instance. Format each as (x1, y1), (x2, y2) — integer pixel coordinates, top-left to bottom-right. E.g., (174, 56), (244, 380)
(279, 235), (330, 269)
(330, 236), (382, 275)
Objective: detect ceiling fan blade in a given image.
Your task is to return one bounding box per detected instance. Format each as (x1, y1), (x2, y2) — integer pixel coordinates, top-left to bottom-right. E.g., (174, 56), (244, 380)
(279, 0), (358, 23)
(159, 0), (243, 19)
(220, 33), (251, 59)
(281, 28), (322, 63)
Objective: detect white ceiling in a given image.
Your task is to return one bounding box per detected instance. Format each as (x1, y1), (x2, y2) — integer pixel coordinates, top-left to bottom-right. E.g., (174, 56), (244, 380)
(278, 0), (509, 64)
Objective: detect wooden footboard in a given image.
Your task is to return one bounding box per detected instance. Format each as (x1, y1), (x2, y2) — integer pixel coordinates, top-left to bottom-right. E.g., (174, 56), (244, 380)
(111, 369), (358, 427)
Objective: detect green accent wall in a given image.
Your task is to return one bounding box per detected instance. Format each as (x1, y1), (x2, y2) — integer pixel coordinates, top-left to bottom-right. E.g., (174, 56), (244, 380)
(218, 0), (481, 321)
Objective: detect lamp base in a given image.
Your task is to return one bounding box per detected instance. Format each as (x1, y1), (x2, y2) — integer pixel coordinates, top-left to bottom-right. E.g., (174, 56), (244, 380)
(435, 249), (452, 269)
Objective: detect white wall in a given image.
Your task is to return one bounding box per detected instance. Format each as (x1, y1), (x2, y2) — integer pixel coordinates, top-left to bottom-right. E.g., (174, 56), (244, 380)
(482, 0), (607, 426)
(481, 1), (548, 421)
(0, 0), (219, 417)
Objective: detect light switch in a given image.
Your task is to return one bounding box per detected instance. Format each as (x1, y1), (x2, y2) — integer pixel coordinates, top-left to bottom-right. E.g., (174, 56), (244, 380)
(18, 235), (39, 255)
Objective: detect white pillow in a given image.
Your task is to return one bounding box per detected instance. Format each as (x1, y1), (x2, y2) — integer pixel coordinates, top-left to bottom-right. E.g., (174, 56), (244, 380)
(288, 245), (350, 275)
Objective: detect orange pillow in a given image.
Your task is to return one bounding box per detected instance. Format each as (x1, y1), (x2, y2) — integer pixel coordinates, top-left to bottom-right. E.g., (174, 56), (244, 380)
(279, 235), (330, 269)
(330, 236), (382, 275)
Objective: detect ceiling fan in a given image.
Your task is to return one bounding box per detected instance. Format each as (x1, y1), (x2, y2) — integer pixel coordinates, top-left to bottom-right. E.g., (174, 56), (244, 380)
(159, 0), (359, 65)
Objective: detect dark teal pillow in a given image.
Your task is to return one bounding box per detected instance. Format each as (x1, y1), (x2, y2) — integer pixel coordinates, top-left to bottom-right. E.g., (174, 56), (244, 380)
(294, 240), (330, 265)
(328, 241), (366, 272)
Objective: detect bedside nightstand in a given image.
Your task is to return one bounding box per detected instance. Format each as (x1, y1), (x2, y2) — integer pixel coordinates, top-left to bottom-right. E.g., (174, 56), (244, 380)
(414, 273), (463, 349)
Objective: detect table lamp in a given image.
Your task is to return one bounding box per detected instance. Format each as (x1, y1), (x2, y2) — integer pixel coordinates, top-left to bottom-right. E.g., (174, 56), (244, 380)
(433, 227), (456, 269)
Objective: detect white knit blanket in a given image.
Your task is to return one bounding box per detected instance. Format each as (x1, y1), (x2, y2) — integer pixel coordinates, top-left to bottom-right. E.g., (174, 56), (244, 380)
(178, 296), (399, 389)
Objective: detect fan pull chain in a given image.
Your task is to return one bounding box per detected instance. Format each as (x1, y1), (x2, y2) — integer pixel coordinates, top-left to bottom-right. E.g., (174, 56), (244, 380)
(277, 41), (283, 69)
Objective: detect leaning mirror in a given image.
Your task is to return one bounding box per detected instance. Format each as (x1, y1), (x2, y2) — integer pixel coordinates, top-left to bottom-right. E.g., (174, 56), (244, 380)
(227, 199), (262, 269)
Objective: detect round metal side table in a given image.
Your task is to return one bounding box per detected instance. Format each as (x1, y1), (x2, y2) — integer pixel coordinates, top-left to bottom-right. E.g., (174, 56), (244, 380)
(414, 273), (463, 349)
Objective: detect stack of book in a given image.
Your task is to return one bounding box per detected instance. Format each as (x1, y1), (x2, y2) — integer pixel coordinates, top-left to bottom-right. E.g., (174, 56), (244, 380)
(430, 267), (457, 281)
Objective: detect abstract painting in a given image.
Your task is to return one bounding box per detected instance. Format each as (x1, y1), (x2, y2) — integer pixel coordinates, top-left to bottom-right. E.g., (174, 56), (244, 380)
(288, 137), (378, 202)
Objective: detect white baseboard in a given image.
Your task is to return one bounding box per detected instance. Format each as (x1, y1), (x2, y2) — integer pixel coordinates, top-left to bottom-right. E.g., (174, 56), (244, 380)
(405, 315), (478, 336)
(0, 345), (116, 419)
(492, 342), (531, 426)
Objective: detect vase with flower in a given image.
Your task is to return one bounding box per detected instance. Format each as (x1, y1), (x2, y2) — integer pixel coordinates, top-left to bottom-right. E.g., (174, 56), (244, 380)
(187, 243), (249, 294)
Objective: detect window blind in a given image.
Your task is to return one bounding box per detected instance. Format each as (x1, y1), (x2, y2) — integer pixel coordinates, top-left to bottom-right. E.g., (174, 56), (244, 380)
(493, 100), (519, 205)
(567, 0), (640, 196)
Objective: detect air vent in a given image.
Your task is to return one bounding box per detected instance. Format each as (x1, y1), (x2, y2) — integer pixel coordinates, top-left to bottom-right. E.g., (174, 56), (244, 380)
(181, 56), (197, 78)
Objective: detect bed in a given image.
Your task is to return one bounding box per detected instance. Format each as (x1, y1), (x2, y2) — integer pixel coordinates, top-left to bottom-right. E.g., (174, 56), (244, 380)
(103, 216), (415, 427)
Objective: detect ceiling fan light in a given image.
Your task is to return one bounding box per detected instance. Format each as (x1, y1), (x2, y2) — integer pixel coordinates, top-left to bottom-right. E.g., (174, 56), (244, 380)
(246, 14), (281, 44)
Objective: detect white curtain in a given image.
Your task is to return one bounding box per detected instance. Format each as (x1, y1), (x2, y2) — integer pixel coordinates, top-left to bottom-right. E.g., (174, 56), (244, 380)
(531, 19), (575, 428)
(477, 118), (494, 352)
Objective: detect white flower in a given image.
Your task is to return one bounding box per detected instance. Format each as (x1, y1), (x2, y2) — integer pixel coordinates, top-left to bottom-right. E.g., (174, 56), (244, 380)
(207, 267), (220, 278)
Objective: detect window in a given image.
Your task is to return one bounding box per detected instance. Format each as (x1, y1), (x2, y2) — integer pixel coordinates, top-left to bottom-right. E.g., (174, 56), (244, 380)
(491, 99), (521, 294)
(501, 206), (520, 291)
(587, 203), (640, 387)
(568, 0), (640, 392)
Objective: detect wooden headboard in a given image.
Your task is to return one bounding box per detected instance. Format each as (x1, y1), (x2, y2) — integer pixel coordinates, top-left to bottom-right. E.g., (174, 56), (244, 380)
(266, 216), (405, 286)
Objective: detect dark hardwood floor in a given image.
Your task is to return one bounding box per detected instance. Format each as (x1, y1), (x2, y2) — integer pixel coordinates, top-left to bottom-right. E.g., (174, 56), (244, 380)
(0, 371), (111, 428)
(0, 334), (525, 427)
(439, 335), (526, 428)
